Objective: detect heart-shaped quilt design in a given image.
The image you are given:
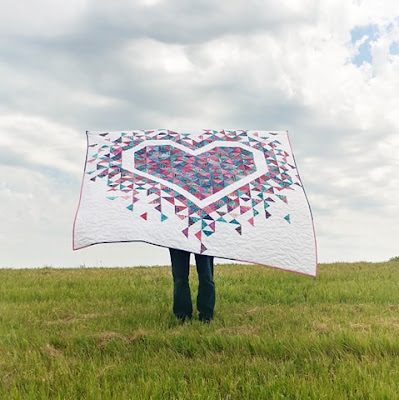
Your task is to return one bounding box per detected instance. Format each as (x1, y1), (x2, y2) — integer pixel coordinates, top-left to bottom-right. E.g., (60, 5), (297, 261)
(75, 129), (317, 276)
(134, 144), (257, 200)
(84, 130), (297, 254)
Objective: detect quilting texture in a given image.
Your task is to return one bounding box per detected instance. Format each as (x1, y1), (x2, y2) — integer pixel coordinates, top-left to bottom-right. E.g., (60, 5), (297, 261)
(73, 129), (317, 276)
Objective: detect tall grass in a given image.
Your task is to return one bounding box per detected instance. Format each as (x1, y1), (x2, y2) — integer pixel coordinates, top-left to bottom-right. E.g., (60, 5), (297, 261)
(1, 262), (399, 399)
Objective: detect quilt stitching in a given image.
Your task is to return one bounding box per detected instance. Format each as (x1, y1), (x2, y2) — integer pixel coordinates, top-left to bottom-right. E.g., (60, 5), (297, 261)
(86, 129), (301, 253)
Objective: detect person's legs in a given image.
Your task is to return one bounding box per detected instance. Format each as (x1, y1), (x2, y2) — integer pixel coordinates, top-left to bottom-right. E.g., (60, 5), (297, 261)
(169, 248), (192, 320)
(195, 254), (215, 322)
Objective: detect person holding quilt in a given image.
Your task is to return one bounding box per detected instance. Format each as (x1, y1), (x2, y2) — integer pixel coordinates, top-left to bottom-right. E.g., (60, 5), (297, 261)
(169, 249), (215, 323)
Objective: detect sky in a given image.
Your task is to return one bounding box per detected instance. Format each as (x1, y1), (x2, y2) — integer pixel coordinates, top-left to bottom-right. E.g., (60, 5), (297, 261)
(0, 0), (398, 269)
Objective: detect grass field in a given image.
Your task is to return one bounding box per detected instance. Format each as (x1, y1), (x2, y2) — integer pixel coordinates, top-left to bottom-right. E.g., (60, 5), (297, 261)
(1, 261), (399, 399)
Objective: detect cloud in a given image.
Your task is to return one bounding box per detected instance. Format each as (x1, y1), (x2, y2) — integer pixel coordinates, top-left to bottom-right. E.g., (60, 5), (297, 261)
(0, 0), (89, 38)
(83, 0), (319, 45)
(0, 114), (85, 174)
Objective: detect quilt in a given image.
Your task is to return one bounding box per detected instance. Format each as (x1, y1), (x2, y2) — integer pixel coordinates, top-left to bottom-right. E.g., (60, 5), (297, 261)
(73, 129), (317, 276)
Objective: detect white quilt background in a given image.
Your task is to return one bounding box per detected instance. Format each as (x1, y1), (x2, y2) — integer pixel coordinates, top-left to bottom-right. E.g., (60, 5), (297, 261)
(73, 129), (317, 276)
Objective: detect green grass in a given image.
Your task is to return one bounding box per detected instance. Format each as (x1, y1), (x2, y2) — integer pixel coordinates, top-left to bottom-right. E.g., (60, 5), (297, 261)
(1, 261), (399, 399)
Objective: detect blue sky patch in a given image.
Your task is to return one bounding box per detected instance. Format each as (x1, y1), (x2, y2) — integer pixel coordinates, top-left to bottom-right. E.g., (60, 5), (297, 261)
(350, 24), (379, 66)
(390, 41), (399, 55)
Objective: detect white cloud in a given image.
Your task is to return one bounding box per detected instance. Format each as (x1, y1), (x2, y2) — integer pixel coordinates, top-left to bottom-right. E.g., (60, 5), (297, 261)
(123, 39), (194, 75)
(0, 114), (85, 174)
(0, 0), (89, 38)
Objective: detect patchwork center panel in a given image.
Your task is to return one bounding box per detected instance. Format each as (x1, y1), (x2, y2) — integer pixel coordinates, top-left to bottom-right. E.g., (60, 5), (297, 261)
(133, 145), (257, 200)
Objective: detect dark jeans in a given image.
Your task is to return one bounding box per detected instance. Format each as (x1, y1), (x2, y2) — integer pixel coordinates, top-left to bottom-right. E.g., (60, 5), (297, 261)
(169, 248), (215, 321)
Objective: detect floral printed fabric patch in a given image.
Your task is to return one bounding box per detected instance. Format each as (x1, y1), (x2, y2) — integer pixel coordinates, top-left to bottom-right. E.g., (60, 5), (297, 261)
(73, 129), (317, 276)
